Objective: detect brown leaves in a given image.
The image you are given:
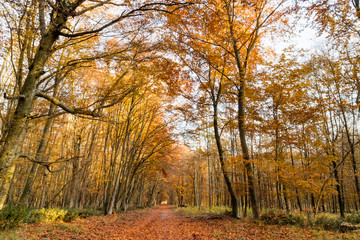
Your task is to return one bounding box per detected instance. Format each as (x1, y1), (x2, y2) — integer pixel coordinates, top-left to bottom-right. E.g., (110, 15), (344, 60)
(21, 205), (321, 240)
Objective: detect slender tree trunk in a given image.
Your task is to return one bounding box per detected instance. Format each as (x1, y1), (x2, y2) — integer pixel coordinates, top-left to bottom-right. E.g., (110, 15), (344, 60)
(19, 80), (59, 204)
(213, 103), (239, 218)
(69, 134), (81, 208)
(237, 89), (259, 219)
(0, 11), (68, 208)
(290, 146), (302, 211)
(196, 153), (202, 210)
(206, 117), (213, 209)
(332, 160), (345, 217)
(311, 193), (316, 211)
(283, 185), (289, 212)
(148, 183), (157, 207)
(19, 112), (52, 204)
(339, 104), (360, 206)
(208, 152), (213, 209)
(274, 129), (283, 210)
(194, 156), (198, 207)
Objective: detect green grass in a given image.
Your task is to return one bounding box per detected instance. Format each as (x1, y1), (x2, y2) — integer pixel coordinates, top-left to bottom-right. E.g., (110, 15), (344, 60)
(311, 229), (360, 240)
(345, 212), (360, 224)
(313, 212), (343, 230)
(175, 205), (231, 217)
(0, 203), (103, 231)
(0, 230), (28, 240)
(52, 223), (83, 233)
(260, 209), (306, 226)
(213, 230), (223, 238)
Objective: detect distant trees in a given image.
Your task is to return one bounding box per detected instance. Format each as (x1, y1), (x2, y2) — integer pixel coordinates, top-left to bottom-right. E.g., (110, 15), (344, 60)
(0, 0), (186, 211)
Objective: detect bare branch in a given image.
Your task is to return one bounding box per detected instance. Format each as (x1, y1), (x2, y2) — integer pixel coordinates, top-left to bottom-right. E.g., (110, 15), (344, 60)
(18, 155), (82, 173)
(60, 1), (192, 38)
(73, 0), (115, 16)
(3, 93), (25, 100)
(35, 91), (100, 117)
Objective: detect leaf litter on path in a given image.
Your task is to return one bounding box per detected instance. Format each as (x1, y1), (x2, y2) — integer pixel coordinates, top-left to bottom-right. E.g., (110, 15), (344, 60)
(19, 205), (359, 239)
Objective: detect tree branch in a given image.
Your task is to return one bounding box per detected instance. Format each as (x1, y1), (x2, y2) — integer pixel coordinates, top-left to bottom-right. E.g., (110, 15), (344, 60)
(59, 1), (192, 38)
(18, 155), (82, 173)
(73, 0), (115, 16)
(35, 91), (100, 117)
(3, 93), (25, 100)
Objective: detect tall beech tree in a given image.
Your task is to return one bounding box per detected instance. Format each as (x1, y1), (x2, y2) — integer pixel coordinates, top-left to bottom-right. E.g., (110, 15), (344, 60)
(167, 0), (287, 218)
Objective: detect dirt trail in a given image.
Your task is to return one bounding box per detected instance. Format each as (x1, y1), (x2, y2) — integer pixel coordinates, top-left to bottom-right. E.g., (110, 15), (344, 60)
(25, 205), (318, 240)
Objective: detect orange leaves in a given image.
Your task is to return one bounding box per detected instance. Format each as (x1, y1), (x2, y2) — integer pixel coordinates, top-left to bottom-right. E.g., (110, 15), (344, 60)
(23, 205), (323, 240)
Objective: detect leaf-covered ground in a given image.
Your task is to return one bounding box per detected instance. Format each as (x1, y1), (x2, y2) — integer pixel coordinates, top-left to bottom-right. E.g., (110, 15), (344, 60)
(14, 205), (360, 239)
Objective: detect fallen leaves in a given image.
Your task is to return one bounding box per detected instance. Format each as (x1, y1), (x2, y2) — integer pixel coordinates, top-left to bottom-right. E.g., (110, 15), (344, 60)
(17, 205), (360, 240)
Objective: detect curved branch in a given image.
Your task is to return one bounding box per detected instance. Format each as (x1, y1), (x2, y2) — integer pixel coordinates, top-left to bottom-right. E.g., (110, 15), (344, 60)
(35, 91), (100, 117)
(59, 2), (192, 38)
(18, 155), (82, 173)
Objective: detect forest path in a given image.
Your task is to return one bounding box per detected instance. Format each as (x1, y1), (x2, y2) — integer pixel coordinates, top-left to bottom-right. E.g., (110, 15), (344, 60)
(25, 205), (320, 239)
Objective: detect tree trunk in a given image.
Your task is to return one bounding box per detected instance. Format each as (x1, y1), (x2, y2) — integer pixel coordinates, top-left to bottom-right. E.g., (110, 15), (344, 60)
(19, 81), (58, 204)
(332, 160), (345, 217)
(208, 152), (213, 209)
(0, 12), (68, 208)
(213, 103), (239, 218)
(290, 146), (302, 211)
(69, 134), (81, 208)
(237, 89), (259, 219)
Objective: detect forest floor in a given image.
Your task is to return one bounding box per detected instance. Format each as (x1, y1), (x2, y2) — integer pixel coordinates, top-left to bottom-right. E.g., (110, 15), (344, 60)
(7, 205), (360, 239)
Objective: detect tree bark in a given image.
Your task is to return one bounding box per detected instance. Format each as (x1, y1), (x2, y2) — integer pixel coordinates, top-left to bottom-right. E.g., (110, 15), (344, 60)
(213, 102), (239, 218)
(236, 88), (259, 219)
(0, 11), (68, 208)
(19, 79), (59, 204)
(332, 160), (345, 217)
(19, 104), (55, 204)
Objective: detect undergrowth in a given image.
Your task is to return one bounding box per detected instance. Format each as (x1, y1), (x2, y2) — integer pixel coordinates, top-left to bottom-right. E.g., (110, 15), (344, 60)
(260, 209), (306, 226)
(260, 209), (360, 231)
(175, 206), (231, 217)
(0, 202), (101, 230)
(52, 223), (84, 233)
(177, 206), (360, 232)
(0, 229), (26, 240)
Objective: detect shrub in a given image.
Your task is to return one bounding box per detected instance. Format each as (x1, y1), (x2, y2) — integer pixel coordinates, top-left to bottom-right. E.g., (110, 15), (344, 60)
(208, 206), (231, 215)
(345, 212), (360, 224)
(0, 204), (102, 230)
(314, 213), (343, 231)
(289, 212), (306, 226)
(39, 208), (67, 222)
(0, 202), (31, 230)
(176, 206), (232, 217)
(176, 206), (198, 215)
(63, 209), (79, 222)
(77, 207), (101, 218)
(259, 210), (348, 231)
(23, 209), (45, 224)
(63, 208), (101, 222)
(260, 209), (305, 226)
